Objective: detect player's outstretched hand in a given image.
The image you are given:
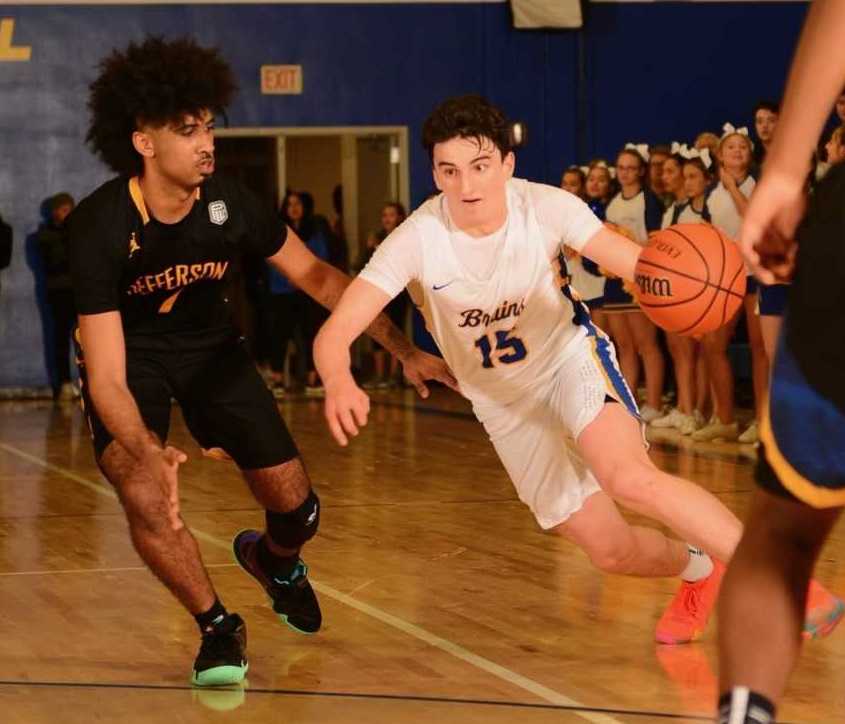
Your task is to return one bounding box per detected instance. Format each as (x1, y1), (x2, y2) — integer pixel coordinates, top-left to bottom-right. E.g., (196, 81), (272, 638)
(144, 445), (187, 531)
(741, 171), (806, 284)
(324, 373), (370, 446)
(401, 349), (459, 399)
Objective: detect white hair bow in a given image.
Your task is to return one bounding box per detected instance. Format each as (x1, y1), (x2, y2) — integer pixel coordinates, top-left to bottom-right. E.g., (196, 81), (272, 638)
(670, 141), (683, 155)
(678, 144), (713, 169)
(721, 122), (749, 138)
(580, 165), (590, 176)
(624, 142), (650, 162)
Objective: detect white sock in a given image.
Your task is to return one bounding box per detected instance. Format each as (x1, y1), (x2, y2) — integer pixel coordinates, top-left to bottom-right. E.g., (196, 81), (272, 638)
(681, 545), (714, 582)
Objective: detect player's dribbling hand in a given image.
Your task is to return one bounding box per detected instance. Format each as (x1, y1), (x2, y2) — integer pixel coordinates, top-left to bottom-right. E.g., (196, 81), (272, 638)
(324, 374), (370, 446)
(401, 349), (459, 399)
(144, 445), (187, 531)
(740, 171), (806, 284)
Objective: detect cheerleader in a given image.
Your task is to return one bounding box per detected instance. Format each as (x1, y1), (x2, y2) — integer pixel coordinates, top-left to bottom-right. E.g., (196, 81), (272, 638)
(693, 124), (764, 444)
(604, 144), (666, 421)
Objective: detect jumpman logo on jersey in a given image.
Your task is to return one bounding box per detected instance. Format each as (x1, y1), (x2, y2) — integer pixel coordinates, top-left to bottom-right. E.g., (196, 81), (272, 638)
(128, 232), (140, 258)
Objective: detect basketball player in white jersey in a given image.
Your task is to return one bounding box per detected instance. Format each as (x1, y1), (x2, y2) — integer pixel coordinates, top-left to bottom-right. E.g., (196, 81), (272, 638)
(313, 95), (842, 645)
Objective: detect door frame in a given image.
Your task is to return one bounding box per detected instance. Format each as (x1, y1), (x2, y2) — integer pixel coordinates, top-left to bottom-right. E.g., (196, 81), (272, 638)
(216, 125), (410, 250)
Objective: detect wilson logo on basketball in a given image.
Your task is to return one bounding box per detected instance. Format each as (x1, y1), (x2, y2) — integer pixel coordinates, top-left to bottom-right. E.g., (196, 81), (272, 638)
(635, 274), (673, 297)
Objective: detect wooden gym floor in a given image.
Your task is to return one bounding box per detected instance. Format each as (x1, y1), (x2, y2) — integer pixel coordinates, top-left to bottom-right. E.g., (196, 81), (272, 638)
(1, 390), (843, 723)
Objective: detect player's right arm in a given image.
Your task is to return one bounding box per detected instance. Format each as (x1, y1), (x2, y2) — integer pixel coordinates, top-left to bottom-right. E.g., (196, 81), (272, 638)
(78, 312), (185, 530)
(69, 195), (183, 529)
(742, 0), (845, 282)
(313, 278), (394, 446)
(313, 221), (423, 446)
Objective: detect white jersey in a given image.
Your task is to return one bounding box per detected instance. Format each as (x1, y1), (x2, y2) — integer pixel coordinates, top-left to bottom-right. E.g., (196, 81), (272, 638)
(676, 202), (707, 225)
(359, 178), (603, 408)
(567, 254), (605, 303)
(706, 175), (755, 241)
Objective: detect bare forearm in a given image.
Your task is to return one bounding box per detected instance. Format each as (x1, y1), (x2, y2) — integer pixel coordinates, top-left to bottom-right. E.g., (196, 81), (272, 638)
(582, 228), (640, 282)
(313, 319), (355, 388)
(90, 379), (161, 460)
(302, 262), (414, 362)
(766, 0), (845, 179)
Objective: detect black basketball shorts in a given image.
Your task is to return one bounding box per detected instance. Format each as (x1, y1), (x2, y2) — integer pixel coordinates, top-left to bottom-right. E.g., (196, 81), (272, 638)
(77, 335), (298, 469)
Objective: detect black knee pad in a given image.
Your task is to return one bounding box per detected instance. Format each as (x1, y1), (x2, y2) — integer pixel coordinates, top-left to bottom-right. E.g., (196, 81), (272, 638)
(266, 490), (320, 548)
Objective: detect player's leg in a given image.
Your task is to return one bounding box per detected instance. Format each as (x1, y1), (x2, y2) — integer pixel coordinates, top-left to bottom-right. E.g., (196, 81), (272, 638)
(478, 380), (692, 580)
(101, 439), (219, 614)
(717, 488), (840, 722)
(558, 334), (737, 641)
(578, 401), (742, 562)
(719, 313), (845, 717)
(79, 350), (245, 687)
(180, 339), (322, 634)
(552, 489), (690, 578)
(238, 459), (322, 634)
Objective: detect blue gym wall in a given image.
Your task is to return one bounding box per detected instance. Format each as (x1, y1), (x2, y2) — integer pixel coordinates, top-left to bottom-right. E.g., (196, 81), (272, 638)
(0, 1), (808, 388)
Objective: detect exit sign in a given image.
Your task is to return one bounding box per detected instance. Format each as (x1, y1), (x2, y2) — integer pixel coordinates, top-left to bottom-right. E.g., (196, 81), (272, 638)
(261, 65), (303, 95)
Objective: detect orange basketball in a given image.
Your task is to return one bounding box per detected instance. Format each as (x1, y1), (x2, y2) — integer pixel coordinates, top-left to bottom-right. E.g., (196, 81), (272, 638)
(634, 223), (746, 336)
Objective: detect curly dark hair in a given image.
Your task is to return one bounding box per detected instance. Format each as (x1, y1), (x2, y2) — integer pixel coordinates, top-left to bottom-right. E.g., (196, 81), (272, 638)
(421, 95), (512, 161)
(86, 36), (237, 176)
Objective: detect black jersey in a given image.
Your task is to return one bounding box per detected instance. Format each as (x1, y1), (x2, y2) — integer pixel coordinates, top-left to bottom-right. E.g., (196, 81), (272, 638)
(786, 162), (845, 412)
(69, 175), (286, 351)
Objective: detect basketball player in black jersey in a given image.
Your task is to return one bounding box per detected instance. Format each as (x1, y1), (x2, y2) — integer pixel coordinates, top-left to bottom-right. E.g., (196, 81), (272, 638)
(69, 36), (455, 687)
(718, 1), (845, 721)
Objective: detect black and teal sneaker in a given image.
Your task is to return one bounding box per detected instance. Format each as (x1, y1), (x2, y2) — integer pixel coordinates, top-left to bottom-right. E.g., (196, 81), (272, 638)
(191, 613), (248, 687)
(233, 529), (322, 634)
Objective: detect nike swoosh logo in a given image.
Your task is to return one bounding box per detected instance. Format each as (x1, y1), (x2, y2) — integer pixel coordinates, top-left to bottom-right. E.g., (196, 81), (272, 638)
(432, 281), (455, 291)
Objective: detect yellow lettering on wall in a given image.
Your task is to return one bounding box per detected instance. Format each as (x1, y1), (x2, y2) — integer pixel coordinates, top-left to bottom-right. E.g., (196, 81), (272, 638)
(0, 20), (32, 62)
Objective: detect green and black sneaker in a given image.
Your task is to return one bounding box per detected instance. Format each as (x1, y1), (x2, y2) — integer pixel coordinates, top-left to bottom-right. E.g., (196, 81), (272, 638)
(233, 529), (322, 634)
(191, 613), (248, 687)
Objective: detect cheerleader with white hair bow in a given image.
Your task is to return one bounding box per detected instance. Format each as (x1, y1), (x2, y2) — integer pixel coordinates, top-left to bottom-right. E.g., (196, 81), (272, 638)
(603, 143), (666, 423)
(650, 144), (712, 435)
(691, 123), (767, 444)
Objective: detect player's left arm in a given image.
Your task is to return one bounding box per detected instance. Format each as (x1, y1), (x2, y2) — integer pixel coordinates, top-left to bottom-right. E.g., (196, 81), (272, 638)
(267, 228), (455, 396)
(580, 225), (641, 283)
(537, 184), (641, 284)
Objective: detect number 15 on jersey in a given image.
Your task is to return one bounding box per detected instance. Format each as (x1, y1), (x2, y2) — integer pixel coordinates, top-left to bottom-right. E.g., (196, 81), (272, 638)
(474, 330), (527, 369)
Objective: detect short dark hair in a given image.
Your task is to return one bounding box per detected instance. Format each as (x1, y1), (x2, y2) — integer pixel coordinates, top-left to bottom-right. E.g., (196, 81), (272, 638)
(383, 201), (407, 220)
(649, 144), (672, 160)
(422, 95), (512, 161)
(87, 36), (237, 176)
(753, 100), (780, 116)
